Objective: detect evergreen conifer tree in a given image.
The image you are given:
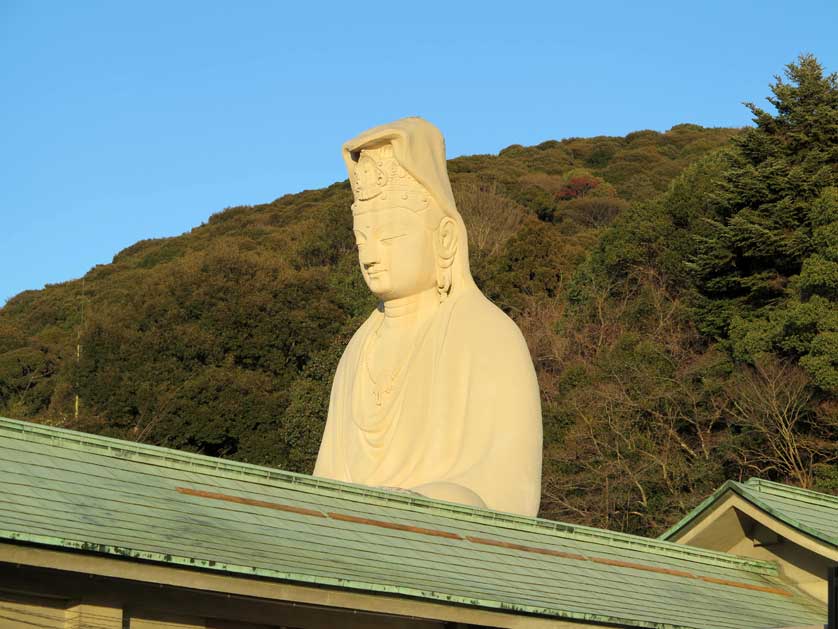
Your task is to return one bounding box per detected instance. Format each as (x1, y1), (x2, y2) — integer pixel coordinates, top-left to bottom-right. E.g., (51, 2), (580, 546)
(690, 54), (838, 391)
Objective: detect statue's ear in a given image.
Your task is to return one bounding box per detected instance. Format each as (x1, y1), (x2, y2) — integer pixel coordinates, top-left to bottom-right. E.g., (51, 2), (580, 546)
(437, 217), (458, 259)
(435, 217), (457, 300)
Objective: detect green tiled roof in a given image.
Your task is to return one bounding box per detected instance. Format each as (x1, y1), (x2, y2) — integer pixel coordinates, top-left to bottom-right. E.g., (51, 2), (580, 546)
(660, 478), (838, 549)
(0, 417), (826, 629)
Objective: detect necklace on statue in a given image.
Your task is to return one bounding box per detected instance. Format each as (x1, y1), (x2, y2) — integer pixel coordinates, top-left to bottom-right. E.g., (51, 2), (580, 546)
(364, 323), (412, 407)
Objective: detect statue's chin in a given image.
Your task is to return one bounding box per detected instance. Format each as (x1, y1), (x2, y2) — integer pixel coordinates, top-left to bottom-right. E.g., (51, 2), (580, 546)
(365, 284), (388, 299)
(375, 284), (440, 305)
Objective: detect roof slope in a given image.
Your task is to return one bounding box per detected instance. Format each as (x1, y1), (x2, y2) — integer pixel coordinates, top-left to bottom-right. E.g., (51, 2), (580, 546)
(661, 478), (838, 549)
(0, 417), (826, 629)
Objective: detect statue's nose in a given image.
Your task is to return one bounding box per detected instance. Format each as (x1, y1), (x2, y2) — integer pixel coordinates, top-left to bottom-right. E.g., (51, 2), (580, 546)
(359, 245), (378, 268)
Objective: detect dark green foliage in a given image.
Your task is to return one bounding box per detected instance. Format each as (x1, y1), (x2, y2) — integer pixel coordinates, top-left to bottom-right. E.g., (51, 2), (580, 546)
(687, 55), (838, 391)
(1, 56), (834, 536)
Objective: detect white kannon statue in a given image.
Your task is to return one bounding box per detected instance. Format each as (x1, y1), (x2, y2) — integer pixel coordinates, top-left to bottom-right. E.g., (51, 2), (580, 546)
(314, 117), (543, 516)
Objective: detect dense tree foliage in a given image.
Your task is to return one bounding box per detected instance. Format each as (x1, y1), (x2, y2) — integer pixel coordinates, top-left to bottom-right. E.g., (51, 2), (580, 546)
(691, 57), (838, 392)
(1, 55), (834, 536)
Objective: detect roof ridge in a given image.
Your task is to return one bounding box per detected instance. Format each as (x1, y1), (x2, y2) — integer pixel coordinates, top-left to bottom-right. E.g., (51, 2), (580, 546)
(744, 478), (838, 507)
(0, 417), (778, 574)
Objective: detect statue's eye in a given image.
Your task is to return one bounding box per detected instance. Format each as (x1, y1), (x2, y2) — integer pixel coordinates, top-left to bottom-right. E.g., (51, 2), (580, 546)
(380, 233), (407, 245)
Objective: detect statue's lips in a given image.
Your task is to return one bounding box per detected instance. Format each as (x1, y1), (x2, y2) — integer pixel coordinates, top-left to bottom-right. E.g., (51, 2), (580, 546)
(366, 268), (388, 277)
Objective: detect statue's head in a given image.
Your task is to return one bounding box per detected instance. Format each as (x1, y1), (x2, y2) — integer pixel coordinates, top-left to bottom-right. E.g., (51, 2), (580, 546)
(349, 143), (455, 301)
(343, 118), (473, 302)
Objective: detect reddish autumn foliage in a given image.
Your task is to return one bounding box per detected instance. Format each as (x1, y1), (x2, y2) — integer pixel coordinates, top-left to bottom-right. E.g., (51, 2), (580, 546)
(556, 175), (600, 200)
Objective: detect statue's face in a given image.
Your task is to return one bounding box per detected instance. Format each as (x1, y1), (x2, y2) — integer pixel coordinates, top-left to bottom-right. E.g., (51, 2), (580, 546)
(353, 207), (436, 301)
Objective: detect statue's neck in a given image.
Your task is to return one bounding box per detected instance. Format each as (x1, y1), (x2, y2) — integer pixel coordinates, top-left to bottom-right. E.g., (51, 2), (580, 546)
(381, 288), (438, 324)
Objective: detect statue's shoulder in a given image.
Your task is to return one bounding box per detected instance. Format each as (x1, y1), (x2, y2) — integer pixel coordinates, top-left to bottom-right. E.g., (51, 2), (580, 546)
(449, 289), (527, 347)
(445, 289), (537, 381)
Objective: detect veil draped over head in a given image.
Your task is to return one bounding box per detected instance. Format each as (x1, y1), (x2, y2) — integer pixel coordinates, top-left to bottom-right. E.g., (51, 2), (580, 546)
(342, 117), (476, 297)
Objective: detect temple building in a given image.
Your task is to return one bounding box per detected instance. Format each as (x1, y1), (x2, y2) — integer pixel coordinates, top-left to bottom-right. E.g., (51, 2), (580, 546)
(0, 416), (834, 629)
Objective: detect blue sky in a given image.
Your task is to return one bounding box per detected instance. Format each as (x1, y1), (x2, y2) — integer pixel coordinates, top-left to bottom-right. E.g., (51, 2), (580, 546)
(1, 1), (836, 303)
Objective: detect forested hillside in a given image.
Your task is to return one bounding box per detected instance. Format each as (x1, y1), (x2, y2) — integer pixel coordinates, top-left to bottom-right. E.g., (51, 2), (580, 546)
(2, 55), (835, 536)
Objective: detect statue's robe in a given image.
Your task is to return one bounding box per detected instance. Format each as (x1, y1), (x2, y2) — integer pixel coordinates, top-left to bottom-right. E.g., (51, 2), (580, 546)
(314, 285), (543, 516)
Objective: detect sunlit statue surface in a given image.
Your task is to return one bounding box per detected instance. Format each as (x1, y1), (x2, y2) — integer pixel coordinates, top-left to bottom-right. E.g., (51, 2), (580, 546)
(314, 117), (542, 516)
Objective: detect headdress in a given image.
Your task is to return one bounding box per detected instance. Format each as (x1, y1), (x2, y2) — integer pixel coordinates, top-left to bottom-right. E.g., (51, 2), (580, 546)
(350, 143), (435, 217)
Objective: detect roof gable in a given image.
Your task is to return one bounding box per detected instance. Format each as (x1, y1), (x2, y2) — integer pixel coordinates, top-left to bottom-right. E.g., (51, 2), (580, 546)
(661, 479), (838, 549)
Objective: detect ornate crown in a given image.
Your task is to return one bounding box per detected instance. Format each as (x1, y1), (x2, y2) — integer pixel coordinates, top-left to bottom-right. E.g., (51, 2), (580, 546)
(352, 144), (433, 215)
